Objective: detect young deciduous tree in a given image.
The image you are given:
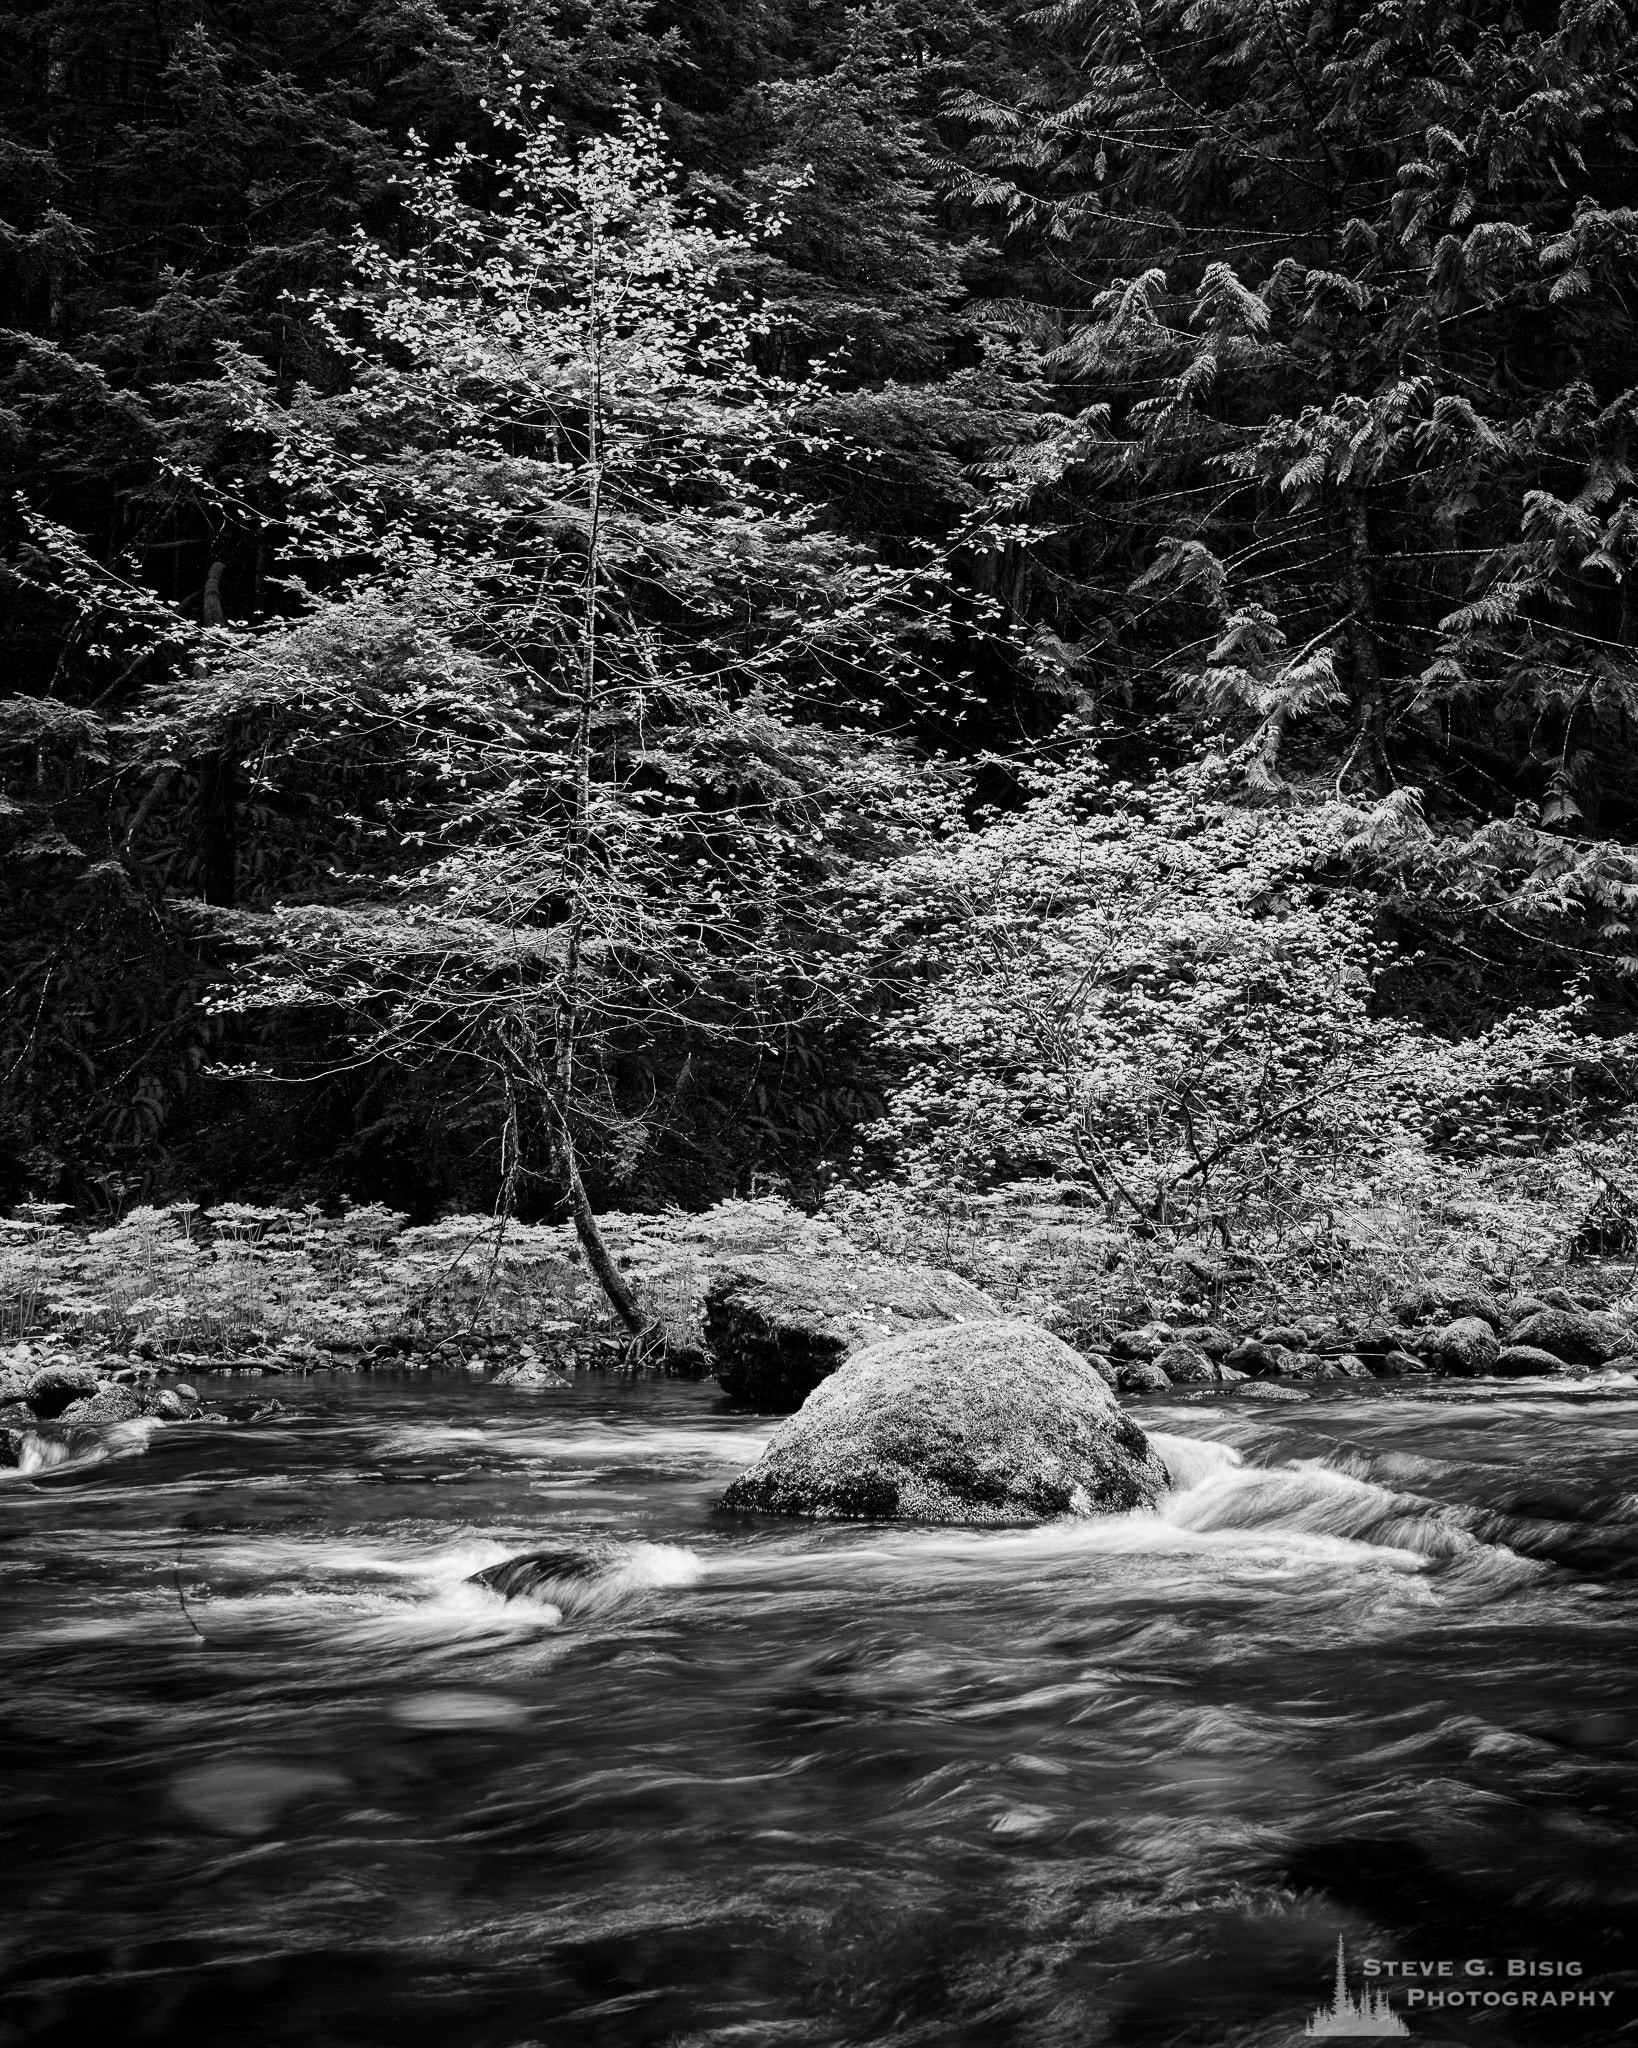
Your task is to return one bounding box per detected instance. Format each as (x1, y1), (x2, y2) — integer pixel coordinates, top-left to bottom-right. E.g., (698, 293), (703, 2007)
(144, 87), (948, 1332)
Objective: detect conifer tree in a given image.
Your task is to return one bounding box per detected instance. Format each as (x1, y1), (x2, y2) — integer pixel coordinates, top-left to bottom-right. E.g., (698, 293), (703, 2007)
(953, 0), (1638, 888)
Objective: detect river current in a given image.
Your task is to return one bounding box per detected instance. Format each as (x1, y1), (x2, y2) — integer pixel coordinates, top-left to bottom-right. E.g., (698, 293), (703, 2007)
(2, 1373), (1636, 2047)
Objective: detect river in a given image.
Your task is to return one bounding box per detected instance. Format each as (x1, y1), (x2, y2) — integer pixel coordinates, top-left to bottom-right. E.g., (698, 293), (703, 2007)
(2, 1373), (1636, 2047)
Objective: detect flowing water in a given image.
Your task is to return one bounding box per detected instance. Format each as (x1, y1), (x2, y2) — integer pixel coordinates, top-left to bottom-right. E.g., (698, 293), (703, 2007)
(3, 1372), (1637, 2048)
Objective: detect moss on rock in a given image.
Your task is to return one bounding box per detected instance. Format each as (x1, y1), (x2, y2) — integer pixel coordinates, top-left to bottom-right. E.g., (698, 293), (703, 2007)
(720, 1318), (1168, 1524)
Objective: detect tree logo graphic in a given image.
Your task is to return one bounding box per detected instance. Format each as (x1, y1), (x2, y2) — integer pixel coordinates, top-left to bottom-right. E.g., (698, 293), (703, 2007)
(1305, 1939), (1410, 2037)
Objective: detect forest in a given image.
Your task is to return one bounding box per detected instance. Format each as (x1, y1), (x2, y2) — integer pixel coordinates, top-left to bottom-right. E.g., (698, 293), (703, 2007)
(5, 0), (1638, 1320)
(8, 10), (1638, 2043)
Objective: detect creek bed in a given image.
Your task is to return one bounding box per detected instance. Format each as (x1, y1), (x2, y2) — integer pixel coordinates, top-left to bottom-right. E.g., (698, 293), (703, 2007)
(2, 1371), (1636, 2046)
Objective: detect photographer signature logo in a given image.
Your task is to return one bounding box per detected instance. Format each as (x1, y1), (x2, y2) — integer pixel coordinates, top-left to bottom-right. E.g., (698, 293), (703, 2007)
(1305, 1939), (1409, 2038)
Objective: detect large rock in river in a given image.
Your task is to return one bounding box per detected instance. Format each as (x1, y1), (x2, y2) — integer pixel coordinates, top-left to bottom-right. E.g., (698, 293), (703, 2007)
(707, 1253), (998, 1410)
(719, 1319), (1168, 1524)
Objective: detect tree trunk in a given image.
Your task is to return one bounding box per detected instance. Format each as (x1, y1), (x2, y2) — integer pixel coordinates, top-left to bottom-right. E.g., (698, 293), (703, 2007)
(1342, 490), (1391, 790)
(197, 752), (238, 906)
(542, 223), (652, 1345)
(549, 1109), (648, 1334)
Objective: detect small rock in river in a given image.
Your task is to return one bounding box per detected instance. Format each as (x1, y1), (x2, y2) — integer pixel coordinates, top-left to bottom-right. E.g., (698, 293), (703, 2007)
(1116, 1359), (1171, 1393)
(1494, 1344), (1571, 1378)
(492, 1362), (572, 1388)
(389, 1690), (531, 1731)
(169, 1758), (346, 1836)
(57, 1386), (148, 1425)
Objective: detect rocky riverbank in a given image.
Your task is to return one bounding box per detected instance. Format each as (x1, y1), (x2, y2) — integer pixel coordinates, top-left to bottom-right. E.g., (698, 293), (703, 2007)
(5, 1195), (1636, 1480)
(1073, 1283), (1638, 1393)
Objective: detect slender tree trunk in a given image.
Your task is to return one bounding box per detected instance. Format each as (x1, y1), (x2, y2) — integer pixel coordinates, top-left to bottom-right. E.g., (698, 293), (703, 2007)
(197, 751), (238, 906)
(46, 38), (68, 333)
(1342, 489), (1391, 790)
(202, 558), (227, 627)
(549, 1106), (646, 1332)
(546, 214), (652, 1341)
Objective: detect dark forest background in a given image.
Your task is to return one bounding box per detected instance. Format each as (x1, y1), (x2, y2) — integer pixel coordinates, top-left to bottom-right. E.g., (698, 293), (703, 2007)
(5, 0), (1638, 1241)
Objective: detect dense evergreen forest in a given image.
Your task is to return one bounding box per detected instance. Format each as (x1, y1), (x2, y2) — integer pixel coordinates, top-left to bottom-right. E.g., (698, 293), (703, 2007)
(5, 0), (1638, 1287)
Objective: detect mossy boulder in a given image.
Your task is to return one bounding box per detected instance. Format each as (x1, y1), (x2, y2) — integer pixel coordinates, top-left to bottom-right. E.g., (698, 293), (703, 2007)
(25, 1363), (104, 1419)
(1392, 1282), (1503, 1331)
(1508, 1308), (1633, 1367)
(1432, 1317), (1500, 1376)
(720, 1319), (1168, 1524)
(1495, 1344), (1574, 1378)
(1154, 1342), (1215, 1384)
(707, 1253), (998, 1410)
(57, 1386), (149, 1425)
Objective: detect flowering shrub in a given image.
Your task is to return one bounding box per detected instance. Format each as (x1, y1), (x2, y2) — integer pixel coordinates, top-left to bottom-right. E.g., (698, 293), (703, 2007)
(858, 755), (1638, 1254)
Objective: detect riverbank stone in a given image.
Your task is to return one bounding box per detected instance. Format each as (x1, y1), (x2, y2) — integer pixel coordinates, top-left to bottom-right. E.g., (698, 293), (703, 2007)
(1223, 1339), (1286, 1376)
(706, 1255), (999, 1410)
(720, 1319), (1168, 1525)
(1507, 1307), (1633, 1367)
(1393, 1283), (1503, 1330)
(1116, 1358), (1171, 1394)
(1154, 1342), (1215, 1383)
(1280, 1353), (1348, 1381)
(25, 1363), (104, 1419)
(1433, 1317), (1500, 1375)
(1494, 1344), (1570, 1378)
